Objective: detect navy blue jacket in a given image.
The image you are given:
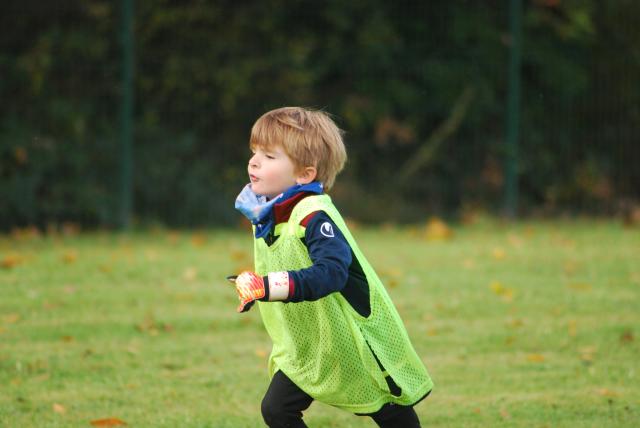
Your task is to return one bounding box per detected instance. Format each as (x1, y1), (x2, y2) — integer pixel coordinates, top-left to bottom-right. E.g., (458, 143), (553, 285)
(261, 192), (371, 317)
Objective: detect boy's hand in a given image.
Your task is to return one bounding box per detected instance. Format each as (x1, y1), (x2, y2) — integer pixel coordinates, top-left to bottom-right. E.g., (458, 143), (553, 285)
(227, 271), (291, 313)
(232, 271), (265, 313)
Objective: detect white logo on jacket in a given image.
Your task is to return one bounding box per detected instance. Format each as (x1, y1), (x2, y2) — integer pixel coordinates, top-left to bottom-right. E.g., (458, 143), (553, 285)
(320, 222), (335, 238)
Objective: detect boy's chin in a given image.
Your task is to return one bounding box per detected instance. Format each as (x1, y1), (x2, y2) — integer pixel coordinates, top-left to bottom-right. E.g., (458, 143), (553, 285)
(251, 184), (276, 198)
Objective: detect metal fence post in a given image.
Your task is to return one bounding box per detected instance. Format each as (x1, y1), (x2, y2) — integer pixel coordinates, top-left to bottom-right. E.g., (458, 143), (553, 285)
(505, 0), (522, 218)
(119, 0), (134, 229)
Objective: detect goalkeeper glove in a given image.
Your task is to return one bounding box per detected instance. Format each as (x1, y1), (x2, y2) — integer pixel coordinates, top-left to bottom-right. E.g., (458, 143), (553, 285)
(228, 271), (291, 313)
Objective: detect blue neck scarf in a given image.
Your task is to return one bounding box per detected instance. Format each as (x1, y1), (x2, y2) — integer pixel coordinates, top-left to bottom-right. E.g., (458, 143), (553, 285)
(235, 182), (324, 238)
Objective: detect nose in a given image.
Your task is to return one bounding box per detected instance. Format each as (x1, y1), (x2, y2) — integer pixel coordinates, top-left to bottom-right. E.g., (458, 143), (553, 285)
(248, 153), (259, 169)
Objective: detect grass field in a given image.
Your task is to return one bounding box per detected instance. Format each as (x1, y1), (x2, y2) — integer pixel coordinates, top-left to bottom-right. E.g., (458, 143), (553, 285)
(1, 218), (639, 427)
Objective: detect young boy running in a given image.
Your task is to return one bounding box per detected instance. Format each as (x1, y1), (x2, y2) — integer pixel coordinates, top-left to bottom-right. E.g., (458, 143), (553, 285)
(232, 107), (433, 428)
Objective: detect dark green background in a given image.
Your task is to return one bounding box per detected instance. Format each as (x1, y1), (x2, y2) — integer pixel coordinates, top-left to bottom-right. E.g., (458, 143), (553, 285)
(1, 0), (638, 228)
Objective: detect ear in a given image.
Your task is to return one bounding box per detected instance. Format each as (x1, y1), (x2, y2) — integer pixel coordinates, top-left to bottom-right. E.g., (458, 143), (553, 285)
(296, 166), (317, 185)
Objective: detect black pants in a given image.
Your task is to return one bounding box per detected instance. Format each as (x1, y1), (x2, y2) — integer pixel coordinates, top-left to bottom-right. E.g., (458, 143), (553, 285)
(261, 371), (421, 428)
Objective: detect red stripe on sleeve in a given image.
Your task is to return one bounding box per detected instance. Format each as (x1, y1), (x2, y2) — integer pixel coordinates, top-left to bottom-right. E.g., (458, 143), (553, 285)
(288, 273), (295, 299)
(299, 211), (320, 227)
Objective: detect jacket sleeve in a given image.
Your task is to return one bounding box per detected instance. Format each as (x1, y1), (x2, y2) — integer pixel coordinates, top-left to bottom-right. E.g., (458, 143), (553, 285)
(283, 211), (352, 302)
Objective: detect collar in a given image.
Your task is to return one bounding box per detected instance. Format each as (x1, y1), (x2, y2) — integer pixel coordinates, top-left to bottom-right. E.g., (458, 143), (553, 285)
(235, 182), (323, 238)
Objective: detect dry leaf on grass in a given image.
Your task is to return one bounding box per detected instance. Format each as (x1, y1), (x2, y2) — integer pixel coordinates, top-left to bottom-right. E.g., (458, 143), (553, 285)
(90, 418), (127, 426)
(567, 283), (592, 292)
(597, 388), (620, 397)
(527, 354), (546, 363)
(620, 330), (634, 343)
(567, 320), (577, 337)
(183, 267), (198, 281)
(424, 217), (453, 241)
(489, 281), (514, 302)
(579, 346), (596, 364)
(492, 247), (506, 260)
(61, 250), (78, 264)
(3, 314), (20, 324)
(1, 254), (25, 269)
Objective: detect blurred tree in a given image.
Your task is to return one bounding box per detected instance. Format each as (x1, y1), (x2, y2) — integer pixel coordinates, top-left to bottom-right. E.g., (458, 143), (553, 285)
(0, 0), (638, 229)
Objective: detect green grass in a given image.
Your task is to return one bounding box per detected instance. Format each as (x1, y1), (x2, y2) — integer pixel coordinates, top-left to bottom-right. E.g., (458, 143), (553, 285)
(1, 219), (639, 427)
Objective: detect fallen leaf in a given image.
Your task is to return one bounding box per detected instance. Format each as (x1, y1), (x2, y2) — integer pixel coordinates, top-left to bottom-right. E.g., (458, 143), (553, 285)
(1, 254), (24, 269)
(230, 249), (250, 262)
(500, 408), (511, 419)
(61, 250), (77, 264)
(527, 354), (546, 363)
(579, 346), (596, 364)
(162, 363), (180, 370)
(90, 418), (127, 426)
(567, 283), (592, 292)
(492, 247), (506, 260)
(506, 318), (523, 328)
(4, 314), (20, 324)
(620, 330), (634, 343)
(597, 388), (619, 397)
(61, 336), (74, 343)
(43, 301), (60, 310)
(426, 328), (438, 337)
(191, 233), (207, 247)
(568, 320), (577, 337)
(424, 217), (453, 241)
(490, 281), (514, 302)
(183, 267), (198, 281)
(255, 348), (268, 358)
(490, 281), (505, 294)
(14, 146), (28, 164)
(53, 403), (66, 414)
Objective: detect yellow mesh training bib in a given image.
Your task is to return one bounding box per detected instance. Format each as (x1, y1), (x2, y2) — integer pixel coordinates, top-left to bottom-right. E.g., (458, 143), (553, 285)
(255, 195), (433, 414)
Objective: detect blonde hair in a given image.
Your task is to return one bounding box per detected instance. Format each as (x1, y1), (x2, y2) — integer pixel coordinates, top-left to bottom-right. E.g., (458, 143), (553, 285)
(250, 107), (347, 191)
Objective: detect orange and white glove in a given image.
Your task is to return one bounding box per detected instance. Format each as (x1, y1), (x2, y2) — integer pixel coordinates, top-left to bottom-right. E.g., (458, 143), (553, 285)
(228, 271), (291, 313)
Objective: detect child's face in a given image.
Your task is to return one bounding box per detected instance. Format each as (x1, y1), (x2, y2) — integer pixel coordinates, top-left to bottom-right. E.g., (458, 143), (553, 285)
(248, 145), (299, 198)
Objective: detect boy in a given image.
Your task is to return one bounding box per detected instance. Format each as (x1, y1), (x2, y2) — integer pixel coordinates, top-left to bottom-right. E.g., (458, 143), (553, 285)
(232, 107), (433, 428)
